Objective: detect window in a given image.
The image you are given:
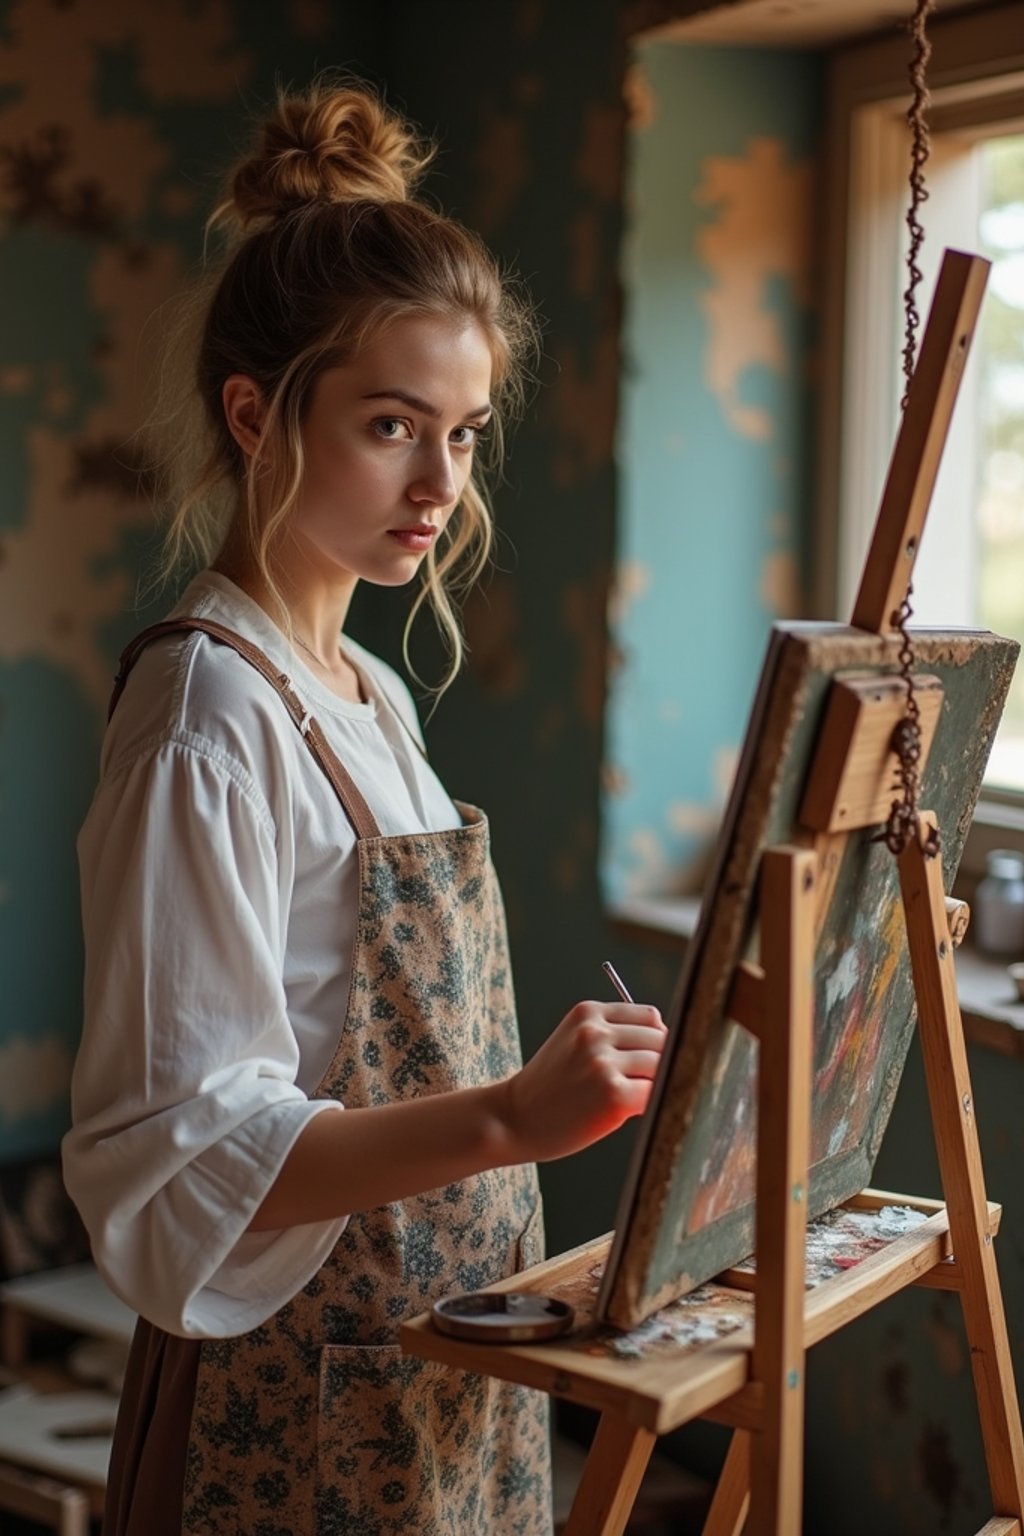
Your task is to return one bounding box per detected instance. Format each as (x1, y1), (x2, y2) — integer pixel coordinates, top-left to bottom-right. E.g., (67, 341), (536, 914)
(821, 3), (1024, 878)
(839, 111), (1024, 790)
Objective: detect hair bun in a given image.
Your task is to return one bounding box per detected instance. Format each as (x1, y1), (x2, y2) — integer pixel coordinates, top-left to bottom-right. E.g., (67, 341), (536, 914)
(219, 83), (434, 233)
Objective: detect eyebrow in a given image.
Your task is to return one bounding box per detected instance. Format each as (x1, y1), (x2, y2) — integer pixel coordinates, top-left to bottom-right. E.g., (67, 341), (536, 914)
(360, 389), (493, 420)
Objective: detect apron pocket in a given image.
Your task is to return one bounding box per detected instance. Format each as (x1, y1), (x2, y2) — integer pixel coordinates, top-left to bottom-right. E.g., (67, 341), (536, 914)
(517, 1199), (546, 1273)
(317, 1343), (483, 1534)
(317, 1342), (549, 1535)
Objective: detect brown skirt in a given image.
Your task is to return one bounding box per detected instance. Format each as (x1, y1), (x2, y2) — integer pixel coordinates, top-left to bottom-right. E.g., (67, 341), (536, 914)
(104, 1318), (200, 1536)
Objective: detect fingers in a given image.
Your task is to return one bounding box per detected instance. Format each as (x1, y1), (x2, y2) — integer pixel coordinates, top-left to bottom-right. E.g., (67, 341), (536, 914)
(570, 1003), (667, 1086)
(512, 998), (668, 1160)
(576, 1001), (665, 1030)
(600, 1024), (666, 1051)
(567, 1003), (667, 1059)
(613, 1048), (664, 1080)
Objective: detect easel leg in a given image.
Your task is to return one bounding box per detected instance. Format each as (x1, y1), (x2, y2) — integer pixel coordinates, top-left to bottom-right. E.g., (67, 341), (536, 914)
(749, 847), (816, 1536)
(561, 1412), (656, 1536)
(702, 1430), (751, 1536)
(900, 819), (1024, 1521)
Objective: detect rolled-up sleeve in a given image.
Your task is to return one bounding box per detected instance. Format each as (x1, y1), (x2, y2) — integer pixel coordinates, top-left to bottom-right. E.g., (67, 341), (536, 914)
(62, 734), (346, 1339)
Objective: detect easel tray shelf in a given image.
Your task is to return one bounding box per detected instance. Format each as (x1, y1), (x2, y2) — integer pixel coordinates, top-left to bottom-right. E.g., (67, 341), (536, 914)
(402, 1189), (992, 1438)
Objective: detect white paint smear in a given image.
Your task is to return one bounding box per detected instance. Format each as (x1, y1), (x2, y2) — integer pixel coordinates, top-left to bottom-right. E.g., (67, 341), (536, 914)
(824, 947), (859, 1013)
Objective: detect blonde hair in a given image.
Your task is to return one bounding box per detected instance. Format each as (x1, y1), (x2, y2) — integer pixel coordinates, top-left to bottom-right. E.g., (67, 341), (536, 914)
(148, 80), (537, 692)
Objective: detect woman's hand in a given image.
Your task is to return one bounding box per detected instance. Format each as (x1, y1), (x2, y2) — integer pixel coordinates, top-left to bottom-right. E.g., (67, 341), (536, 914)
(497, 1001), (668, 1163)
(248, 1002), (668, 1231)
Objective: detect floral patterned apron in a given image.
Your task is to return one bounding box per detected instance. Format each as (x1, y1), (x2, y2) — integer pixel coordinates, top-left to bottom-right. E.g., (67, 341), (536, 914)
(108, 620), (552, 1536)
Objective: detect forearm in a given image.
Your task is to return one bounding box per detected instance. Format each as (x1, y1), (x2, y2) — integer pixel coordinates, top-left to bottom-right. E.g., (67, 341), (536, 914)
(248, 1080), (519, 1231)
(248, 998), (667, 1232)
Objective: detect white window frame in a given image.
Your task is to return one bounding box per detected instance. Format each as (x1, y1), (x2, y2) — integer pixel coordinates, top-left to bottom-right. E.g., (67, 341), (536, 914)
(818, 2), (1024, 882)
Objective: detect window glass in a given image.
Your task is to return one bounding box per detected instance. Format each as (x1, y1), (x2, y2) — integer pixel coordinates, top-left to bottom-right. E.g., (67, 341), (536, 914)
(977, 133), (1024, 790)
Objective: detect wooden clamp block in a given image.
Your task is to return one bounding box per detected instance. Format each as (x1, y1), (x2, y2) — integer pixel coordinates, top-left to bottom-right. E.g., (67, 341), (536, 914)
(800, 674), (944, 833)
(727, 961), (766, 1039)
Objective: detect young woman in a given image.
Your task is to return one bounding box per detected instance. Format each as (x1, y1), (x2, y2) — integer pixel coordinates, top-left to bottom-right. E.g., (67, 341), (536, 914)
(62, 83), (667, 1536)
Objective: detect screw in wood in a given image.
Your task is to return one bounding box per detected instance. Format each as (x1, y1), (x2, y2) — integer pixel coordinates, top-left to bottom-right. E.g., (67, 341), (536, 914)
(787, 1369), (800, 1389)
(938, 940), (948, 959)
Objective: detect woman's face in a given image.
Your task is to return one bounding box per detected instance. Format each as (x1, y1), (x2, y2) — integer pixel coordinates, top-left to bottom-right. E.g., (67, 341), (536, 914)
(286, 312), (494, 591)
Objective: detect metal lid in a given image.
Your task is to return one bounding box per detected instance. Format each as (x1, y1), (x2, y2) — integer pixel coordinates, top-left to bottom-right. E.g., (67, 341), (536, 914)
(432, 1291), (575, 1343)
(985, 848), (1024, 881)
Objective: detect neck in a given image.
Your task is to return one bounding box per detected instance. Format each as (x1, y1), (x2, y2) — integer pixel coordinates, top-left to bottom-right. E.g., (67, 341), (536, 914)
(213, 530), (358, 663)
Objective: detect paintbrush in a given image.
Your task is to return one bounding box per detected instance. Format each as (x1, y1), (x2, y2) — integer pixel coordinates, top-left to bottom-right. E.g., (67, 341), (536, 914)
(601, 960), (634, 1004)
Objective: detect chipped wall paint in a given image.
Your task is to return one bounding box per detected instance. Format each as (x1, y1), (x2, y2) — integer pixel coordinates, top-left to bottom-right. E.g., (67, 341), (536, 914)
(0, 0), (653, 1230)
(0, 0), (379, 1159)
(603, 41), (820, 901)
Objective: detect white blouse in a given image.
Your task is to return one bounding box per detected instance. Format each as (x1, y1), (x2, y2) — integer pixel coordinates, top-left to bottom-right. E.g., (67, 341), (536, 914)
(62, 571), (463, 1339)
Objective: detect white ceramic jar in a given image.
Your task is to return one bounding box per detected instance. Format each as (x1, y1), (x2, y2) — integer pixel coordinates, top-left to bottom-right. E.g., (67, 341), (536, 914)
(974, 849), (1024, 957)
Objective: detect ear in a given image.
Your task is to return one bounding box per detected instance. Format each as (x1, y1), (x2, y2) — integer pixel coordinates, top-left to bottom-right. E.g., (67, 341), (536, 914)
(222, 375), (267, 459)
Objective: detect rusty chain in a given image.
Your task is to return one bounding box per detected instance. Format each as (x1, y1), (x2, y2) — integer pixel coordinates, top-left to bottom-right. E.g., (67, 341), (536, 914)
(877, 0), (941, 860)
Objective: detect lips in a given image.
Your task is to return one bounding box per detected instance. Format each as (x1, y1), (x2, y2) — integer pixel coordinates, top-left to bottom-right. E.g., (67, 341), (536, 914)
(388, 525), (438, 551)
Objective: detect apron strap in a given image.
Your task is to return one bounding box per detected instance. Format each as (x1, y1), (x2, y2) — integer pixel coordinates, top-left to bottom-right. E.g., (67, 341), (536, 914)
(109, 617), (383, 841)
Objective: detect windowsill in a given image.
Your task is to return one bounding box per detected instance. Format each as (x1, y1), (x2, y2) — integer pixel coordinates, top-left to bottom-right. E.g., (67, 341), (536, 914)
(974, 795), (1024, 830)
(952, 944), (1024, 1061)
(609, 898), (1024, 1061)
(609, 895), (702, 950)
(961, 795), (1024, 884)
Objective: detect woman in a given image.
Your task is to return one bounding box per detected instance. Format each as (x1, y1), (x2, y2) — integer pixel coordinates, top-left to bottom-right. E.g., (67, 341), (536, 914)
(62, 81), (666, 1536)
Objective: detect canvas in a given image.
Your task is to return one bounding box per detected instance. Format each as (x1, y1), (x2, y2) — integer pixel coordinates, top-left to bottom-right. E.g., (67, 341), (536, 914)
(597, 621), (1018, 1329)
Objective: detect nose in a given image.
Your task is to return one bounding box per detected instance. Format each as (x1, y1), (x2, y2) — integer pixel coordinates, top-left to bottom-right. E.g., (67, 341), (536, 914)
(408, 442), (458, 509)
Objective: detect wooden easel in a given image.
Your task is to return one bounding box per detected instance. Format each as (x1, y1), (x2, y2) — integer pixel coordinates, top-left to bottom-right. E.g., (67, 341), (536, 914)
(402, 251), (1024, 1536)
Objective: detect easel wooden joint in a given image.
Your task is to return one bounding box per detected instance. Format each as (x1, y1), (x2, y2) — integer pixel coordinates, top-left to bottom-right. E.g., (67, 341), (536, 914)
(402, 248), (1024, 1536)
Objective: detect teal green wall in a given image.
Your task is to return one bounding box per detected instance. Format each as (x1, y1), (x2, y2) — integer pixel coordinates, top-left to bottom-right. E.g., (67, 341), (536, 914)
(0, 0), (667, 1257)
(605, 42), (820, 901)
(0, 1), (380, 1159)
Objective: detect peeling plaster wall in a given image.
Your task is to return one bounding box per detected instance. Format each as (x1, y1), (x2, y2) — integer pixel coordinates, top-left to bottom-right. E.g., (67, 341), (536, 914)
(0, 0), (381, 1159)
(604, 40), (820, 902)
(0, 0), (667, 1235)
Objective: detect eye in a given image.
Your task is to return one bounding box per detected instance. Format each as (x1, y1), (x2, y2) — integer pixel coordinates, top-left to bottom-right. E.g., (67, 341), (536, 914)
(450, 424), (486, 450)
(373, 417), (411, 441)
